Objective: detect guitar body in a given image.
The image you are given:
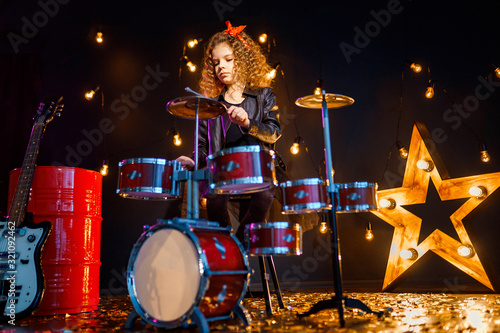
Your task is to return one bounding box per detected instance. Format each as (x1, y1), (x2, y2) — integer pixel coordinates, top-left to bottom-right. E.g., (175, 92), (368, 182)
(0, 213), (52, 321)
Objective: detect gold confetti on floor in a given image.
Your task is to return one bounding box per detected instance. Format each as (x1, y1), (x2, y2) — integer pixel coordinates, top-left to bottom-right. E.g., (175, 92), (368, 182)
(6, 290), (500, 332)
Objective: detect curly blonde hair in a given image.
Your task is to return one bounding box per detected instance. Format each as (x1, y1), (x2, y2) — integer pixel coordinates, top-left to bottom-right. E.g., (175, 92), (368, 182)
(199, 28), (273, 98)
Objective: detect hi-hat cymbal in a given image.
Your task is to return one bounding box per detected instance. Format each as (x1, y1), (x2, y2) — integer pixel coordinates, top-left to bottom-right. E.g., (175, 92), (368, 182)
(167, 96), (226, 119)
(295, 93), (355, 109)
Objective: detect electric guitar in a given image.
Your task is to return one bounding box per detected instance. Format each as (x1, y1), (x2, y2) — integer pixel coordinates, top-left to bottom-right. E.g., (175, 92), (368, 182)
(0, 96), (63, 322)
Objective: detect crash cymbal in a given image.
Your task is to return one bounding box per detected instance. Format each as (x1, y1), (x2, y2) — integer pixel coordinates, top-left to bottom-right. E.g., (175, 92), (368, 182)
(167, 96), (226, 119)
(295, 93), (355, 109)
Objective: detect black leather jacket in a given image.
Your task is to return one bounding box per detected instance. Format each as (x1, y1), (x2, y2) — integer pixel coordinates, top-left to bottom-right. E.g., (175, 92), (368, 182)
(196, 87), (281, 168)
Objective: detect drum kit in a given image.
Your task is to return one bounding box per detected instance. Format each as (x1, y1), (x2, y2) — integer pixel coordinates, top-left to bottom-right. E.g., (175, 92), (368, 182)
(120, 87), (381, 331)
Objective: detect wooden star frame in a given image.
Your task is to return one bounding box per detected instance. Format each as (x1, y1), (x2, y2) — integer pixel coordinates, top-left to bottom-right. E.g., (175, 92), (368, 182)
(371, 121), (500, 291)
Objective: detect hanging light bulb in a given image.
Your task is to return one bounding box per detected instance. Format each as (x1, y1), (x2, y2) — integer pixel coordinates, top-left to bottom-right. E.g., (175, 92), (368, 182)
(258, 33), (268, 44)
(395, 140), (408, 159)
(95, 32), (103, 43)
(290, 136), (301, 155)
(182, 56), (197, 72)
(173, 132), (182, 146)
(319, 215), (328, 234)
(480, 143), (490, 163)
(85, 86), (100, 100)
(314, 78), (323, 95)
(187, 38), (202, 48)
(365, 221), (374, 241)
(266, 68), (277, 80)
(489, 64), (500, 79)
(404, 61), (422, 73)
(100, 160), (109, 176)
(425, 80), (435, 99)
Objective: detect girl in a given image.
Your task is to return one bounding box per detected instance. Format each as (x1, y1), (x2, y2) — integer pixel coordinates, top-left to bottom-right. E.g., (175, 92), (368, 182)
(177, 21), (281, 240)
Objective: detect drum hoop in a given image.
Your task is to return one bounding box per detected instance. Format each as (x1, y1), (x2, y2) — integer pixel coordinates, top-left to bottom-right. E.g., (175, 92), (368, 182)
(208, 145), (274, 159)
(280, 178), (325, 187)
(335, 181), (377, 189)
(282, 203), (332, 214)
(247, 221), (302, 231)
(119, 157), (176, 166)
(127, 222), (208, 328)
(250, 247), (302, 256)
(336, 203), (378, 213)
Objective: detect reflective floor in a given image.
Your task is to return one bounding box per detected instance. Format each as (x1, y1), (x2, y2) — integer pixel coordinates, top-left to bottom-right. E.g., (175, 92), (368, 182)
(6, 289), (500, 332)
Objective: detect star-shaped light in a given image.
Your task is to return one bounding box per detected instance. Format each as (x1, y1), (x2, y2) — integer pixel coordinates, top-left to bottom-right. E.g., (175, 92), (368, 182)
(371, 122), (500, 291)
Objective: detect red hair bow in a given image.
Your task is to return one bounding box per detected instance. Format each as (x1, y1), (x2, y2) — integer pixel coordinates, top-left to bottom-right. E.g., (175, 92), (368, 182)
(224, 21), (250, 49)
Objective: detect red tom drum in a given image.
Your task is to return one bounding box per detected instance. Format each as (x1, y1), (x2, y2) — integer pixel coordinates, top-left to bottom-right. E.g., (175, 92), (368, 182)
(245, 222), (302, 256)
(207, 145), (276, 195)
(335, 182), (378, 213)
(117, 158), (181, 200)
(279, 178), (331, 214)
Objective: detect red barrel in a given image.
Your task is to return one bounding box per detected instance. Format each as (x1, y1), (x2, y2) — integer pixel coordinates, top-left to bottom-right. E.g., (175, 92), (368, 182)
(8, 166), (102, 315)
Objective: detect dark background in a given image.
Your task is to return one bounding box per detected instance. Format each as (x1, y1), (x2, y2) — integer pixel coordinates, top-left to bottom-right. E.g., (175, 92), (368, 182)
(1, 0), (500, 293)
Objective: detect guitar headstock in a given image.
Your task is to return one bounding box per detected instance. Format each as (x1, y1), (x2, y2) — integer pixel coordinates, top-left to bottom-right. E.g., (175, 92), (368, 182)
(34, 95), (64, 125)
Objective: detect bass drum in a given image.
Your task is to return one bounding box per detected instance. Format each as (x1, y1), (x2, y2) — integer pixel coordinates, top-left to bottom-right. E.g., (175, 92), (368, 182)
(127, 219), (250, 328)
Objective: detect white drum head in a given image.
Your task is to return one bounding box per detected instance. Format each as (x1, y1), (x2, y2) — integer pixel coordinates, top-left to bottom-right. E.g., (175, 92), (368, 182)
(132, 228), (201, 321)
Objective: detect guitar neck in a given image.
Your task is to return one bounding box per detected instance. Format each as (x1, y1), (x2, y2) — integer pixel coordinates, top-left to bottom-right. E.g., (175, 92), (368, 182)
(8, 123), (46, 227)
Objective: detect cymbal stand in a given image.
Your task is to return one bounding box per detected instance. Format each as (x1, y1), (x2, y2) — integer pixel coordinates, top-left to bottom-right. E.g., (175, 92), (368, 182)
(297, 91), (383, 327)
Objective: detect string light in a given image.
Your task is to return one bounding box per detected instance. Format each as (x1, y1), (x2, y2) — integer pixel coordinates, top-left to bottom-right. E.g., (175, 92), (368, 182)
(489, 64), (500, 79)
(395, 140), (408, 159)
(480, 143), (490, 163)
(258, 33), (267, 44)
(167, 128), (182, 147)
(290, 136), (301, 155)
(85, 86), (100, 100)
(404, 61), (422, 73)
(314, 78), (323, 95)
(100, 160), (109, 176)
(365, 222), (374, 240)
(182, 56), (197, 72)
(319, 214), (328, 234)
(95, 32), (103, 43)
(187, 38), (202, 48)
(425, 80), (435, 99)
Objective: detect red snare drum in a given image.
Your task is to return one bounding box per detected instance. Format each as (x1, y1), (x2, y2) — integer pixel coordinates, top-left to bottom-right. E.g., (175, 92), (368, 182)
(117, 158), (181, 200)
(207, 145), (276, 195)
(127, 219), (250, 328)
(245, 222), (302, 256)
(280, 178), (331, 214)
(335, 182), (378, 213)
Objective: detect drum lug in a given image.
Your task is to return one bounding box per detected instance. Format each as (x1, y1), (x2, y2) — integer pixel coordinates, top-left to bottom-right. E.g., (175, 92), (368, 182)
(142, 224), (151, 232)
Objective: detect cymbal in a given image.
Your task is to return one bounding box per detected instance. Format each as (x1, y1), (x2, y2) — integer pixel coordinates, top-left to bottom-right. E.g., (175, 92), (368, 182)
(295, 93), (355, 109)
(167, 96), (226, 119)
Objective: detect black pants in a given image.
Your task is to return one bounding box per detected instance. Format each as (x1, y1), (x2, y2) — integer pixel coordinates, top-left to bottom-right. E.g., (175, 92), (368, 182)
(206, 188), (274, 242)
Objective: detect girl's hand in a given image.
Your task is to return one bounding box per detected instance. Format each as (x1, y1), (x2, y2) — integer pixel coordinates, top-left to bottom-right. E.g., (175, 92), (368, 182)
(227, 105), (250, 128)
(175, 156), (195, 170)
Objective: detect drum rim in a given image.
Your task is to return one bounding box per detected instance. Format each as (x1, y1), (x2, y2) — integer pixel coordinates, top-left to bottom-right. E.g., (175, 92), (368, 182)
(117, 186), (180, 198)
(246, 221), (302, 230)
(335, 181), (378, 189)
(279, 177), (325, 187)
(207, 145), (274, 159)
(336, 203), (378, 213)
(282, 202), (332, 214)
(118, 157), (181, 166)
(249, 247), (302, 256)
